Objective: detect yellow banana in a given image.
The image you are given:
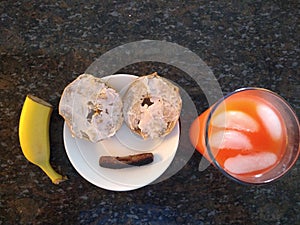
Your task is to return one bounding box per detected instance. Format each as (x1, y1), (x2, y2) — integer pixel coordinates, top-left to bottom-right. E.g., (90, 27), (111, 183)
(19, 94), (67, 184)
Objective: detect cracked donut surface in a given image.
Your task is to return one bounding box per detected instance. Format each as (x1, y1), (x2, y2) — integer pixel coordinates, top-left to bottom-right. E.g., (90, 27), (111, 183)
(123, 72), (182, 139)
(59, 74), (123, 142)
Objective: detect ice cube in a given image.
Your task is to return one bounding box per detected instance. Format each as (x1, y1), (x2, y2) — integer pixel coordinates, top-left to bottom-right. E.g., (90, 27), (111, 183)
(257, 104), (282, 140)
(212, 111), (259, 132)
(209, 130), (252, 150)
(224, 152), (277, 174)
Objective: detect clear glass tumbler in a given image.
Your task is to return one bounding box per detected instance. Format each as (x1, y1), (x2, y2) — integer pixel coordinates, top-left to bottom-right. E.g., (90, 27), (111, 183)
(190, 88), (300, 184)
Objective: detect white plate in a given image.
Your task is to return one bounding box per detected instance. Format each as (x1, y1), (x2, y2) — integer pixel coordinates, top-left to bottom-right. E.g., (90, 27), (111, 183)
(63, 74), (180, 191)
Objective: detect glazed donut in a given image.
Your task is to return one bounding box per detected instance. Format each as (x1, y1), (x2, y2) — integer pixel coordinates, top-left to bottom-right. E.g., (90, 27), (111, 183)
(123, 72), (182, 139)
(59, 74), (123, 142)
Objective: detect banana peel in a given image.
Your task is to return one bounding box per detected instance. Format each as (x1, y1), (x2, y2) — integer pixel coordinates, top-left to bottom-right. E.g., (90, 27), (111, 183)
(19, 94), (67, 184)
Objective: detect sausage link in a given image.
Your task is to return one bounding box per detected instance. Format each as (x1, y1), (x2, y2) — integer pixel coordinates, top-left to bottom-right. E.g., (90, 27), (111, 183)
(99, 153), (154, 169)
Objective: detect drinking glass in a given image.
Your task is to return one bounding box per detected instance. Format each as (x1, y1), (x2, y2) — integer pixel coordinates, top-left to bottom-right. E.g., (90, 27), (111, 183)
(190, 87), (300, 184)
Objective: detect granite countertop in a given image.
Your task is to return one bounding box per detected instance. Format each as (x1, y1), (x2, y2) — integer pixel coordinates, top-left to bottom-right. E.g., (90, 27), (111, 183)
(1, 0), (299, 224)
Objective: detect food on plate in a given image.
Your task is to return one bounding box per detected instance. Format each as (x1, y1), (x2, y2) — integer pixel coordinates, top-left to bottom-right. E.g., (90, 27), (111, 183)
(99, 153), (154, 169)
(19, 95), (67, 184)
(59, 74), (123, 142)
(122, 72), (182, 139)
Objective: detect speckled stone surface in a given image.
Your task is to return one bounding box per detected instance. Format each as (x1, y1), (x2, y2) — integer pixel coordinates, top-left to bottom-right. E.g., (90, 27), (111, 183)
(1, 0), (299, 224)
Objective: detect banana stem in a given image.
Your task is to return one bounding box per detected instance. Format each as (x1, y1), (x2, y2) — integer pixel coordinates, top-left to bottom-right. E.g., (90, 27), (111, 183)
(39, 162), (68, 184)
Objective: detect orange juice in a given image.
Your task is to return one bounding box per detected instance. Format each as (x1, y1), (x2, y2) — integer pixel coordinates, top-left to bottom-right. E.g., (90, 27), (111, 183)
(190, 90), (288, 181)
